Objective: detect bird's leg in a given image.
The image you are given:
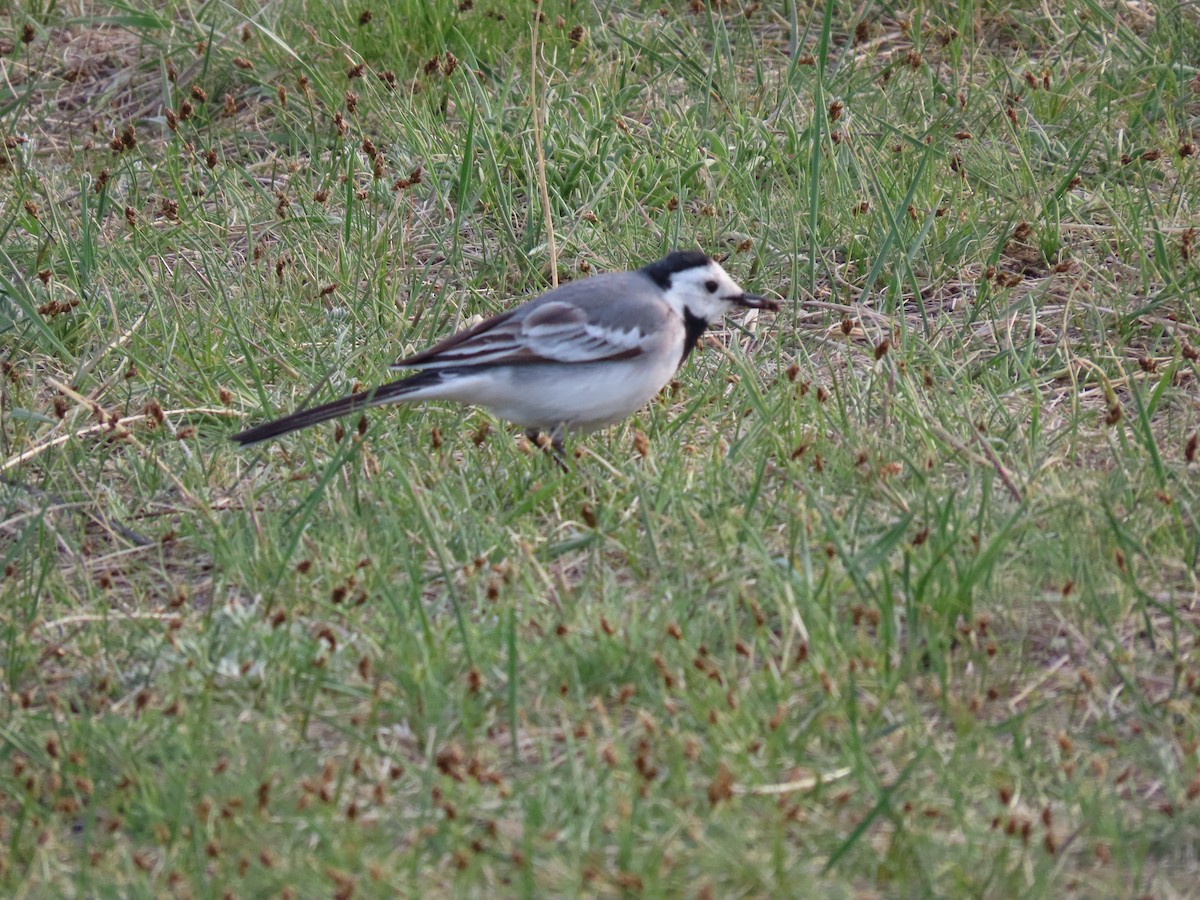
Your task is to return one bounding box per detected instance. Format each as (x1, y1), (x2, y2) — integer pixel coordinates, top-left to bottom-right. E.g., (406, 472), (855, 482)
(549, 428), (570, 472)
(526, 428), (570, 472)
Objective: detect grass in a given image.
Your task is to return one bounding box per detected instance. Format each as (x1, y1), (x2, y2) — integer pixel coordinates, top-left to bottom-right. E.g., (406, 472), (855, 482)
(2, 0), (1199, 895)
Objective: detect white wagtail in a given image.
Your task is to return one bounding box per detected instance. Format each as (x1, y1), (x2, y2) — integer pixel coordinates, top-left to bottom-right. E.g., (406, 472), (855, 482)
(231, 250), (778, 457)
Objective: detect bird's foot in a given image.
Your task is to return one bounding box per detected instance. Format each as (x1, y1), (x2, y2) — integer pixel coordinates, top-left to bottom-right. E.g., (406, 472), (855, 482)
(526, 429), (570, 472)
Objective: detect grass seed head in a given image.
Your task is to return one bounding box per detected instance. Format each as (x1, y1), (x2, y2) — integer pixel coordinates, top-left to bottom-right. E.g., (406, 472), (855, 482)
(633, 429), (650, 457)
(707, 763), (734, 805)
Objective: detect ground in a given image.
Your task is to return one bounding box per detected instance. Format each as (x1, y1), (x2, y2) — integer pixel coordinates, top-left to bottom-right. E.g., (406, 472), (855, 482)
(1, 0), (1199, 896)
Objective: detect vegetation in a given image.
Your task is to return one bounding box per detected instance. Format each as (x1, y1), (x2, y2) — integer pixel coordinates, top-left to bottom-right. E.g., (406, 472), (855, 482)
(2, 0), (1198, 894)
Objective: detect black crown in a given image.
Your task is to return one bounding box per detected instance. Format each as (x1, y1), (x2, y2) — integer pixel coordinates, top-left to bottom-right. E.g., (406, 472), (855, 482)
(640, 250), (711, 290)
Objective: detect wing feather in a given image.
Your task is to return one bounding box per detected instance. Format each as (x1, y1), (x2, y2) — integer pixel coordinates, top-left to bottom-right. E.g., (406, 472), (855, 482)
(392, 298), (656, 370)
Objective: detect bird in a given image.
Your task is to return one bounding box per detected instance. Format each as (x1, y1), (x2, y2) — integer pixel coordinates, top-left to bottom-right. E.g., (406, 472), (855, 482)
(230, 250), (778, 459)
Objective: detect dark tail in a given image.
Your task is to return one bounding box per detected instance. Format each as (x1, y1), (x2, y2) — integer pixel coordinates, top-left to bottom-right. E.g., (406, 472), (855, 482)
(230, 374), (438, 446)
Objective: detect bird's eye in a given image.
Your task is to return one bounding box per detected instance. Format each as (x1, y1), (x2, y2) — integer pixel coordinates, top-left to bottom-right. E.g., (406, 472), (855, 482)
(704, 279), (719, 294)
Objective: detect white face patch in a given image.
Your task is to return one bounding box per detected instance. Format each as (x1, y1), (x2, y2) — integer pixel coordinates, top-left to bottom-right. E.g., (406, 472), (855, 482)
(659, 260), (748, 323)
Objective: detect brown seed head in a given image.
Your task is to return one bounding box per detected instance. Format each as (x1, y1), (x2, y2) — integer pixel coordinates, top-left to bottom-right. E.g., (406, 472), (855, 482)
(707, 763), (735, 805)
(580, 503), (598, 527)
(633, 430), (650, 457)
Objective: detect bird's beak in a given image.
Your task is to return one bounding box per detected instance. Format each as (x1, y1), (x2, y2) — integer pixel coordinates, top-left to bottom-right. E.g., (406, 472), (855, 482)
(731, 293), (781, 312)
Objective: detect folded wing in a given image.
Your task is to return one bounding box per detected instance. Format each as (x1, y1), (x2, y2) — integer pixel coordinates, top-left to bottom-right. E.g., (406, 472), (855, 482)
(392, 299), (657, 370)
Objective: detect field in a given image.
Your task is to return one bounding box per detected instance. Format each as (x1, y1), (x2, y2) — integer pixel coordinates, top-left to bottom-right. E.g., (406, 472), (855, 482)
(2, 0), (1199, 895)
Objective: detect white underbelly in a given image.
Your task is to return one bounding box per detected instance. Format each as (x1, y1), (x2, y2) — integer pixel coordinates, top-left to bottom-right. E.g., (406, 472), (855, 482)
(414, 359), (679, 433)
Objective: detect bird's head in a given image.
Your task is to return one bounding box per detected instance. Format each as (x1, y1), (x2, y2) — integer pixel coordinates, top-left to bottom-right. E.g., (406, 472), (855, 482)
(642, 250), (779, 325)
